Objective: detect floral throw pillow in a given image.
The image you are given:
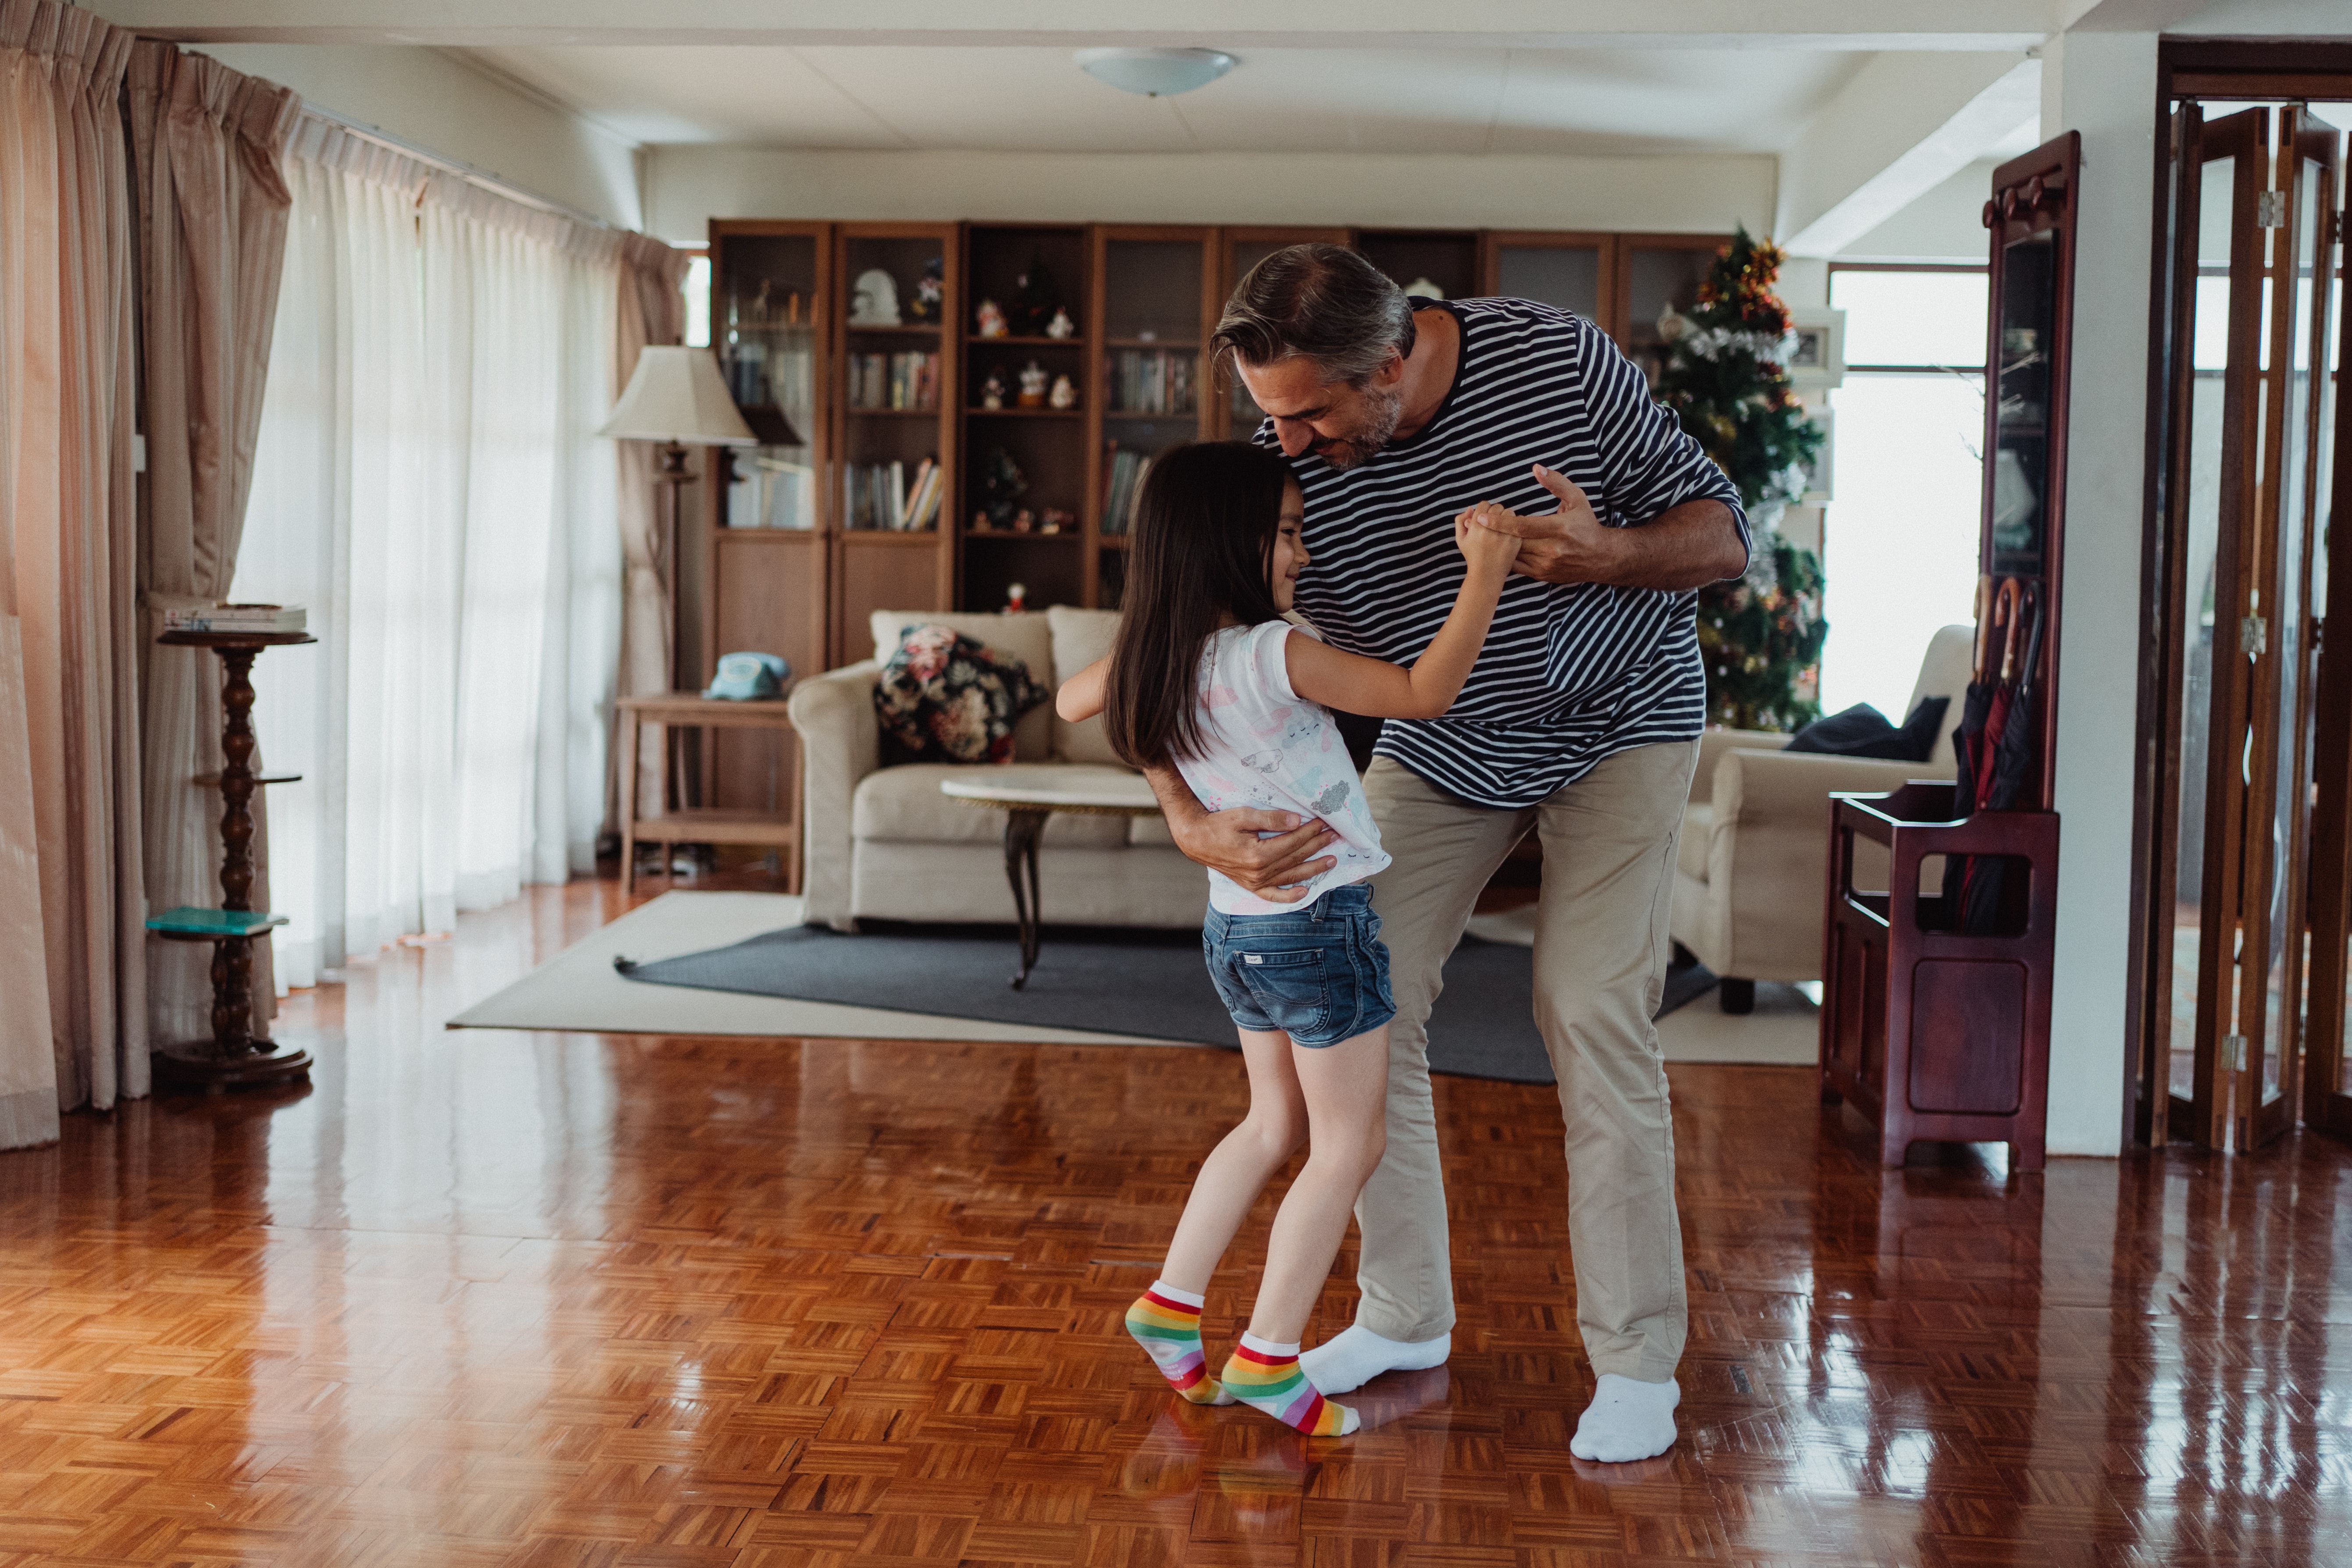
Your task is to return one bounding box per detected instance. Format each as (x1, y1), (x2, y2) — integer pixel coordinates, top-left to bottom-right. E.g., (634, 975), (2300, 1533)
(872, 624), (1048, 765)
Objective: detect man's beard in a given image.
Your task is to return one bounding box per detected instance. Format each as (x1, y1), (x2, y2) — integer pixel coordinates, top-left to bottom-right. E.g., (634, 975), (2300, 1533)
(1311, 383), (1403, 470)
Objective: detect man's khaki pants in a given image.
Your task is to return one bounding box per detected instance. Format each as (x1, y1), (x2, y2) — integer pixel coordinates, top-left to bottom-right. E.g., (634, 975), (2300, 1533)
(1355, 740), (1697, 1383)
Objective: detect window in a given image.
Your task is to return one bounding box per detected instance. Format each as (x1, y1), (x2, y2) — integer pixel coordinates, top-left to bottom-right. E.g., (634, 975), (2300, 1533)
(683, 250), (711, 348)
(1820, 266), (1989, 722)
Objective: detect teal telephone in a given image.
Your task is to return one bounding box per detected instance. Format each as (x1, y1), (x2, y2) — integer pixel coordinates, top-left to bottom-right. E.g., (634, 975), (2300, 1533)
(703, 651), (790, 701)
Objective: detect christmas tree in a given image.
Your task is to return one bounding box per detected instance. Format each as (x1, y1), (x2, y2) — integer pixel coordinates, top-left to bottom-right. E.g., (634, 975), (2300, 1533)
(1654, 228), (1828, 732)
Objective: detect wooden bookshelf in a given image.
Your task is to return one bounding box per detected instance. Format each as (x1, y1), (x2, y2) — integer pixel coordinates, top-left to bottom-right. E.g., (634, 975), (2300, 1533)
(1087, 226), (1218, 609)
(960, 223), (1092, 615)
(833, 222), (958, 666)
(705, 219), (829, 814)
(1481, 231), (1618, 336)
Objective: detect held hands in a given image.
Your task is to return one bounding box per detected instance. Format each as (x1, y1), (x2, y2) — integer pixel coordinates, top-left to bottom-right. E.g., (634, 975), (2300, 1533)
(1457, 464), (1622, 585)
(1454, 503), (1526, 578)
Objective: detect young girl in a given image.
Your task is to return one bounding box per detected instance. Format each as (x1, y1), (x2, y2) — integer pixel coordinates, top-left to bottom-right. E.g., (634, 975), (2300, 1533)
(1057, 441), (1518, 1437)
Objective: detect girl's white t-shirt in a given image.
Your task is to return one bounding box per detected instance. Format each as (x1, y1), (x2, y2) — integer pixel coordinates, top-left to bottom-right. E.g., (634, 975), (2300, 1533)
(1173, 619), (1391, 916)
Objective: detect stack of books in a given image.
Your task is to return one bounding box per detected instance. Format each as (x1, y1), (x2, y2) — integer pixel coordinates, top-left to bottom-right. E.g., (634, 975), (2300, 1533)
(1100, 446), (1155, 537)
(162, 603), (307, 633)
(848, 352), (940, 411)
(844, 456), (946, 531)
(1107, 350), (1196, 416)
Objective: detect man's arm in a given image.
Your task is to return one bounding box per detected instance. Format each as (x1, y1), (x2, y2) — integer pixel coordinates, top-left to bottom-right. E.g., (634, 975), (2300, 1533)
(1144, 765), (1339, 904)
(1475, 465), (1746, 591)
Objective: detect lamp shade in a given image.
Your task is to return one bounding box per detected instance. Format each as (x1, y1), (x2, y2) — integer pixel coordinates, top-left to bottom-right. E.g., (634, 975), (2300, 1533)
(599, 345), (757, 446)
(1075, 47), (1235, 97)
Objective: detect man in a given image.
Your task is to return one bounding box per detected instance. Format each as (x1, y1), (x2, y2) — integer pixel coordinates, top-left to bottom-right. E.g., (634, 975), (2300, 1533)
(1143, 245), (1747, 1463)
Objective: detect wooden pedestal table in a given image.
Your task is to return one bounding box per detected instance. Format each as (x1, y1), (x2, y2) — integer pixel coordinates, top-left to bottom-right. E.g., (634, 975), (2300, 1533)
(616, 693), (801, 898)
(940, 766), (1163, 989)
(149, 629), (316, 1092)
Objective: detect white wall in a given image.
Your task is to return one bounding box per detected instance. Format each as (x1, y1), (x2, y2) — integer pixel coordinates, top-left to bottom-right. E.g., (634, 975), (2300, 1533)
(189, 44), (643, 229)
(2037, 29), (2160, 1158)
(643, 146), (1775, 244)
(1839, 159), (2004, 263)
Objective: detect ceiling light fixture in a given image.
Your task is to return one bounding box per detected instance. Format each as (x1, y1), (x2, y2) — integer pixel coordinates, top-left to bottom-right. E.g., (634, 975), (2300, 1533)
(1074, 47), (1237, 98)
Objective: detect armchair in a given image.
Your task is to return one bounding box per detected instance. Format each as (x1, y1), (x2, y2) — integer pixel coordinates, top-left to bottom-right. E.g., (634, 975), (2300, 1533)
(1670, 624), (1976, 1010)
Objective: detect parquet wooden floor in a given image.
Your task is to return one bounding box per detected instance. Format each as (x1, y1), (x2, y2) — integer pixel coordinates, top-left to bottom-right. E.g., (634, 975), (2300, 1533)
(4, 880), (2351, 1567)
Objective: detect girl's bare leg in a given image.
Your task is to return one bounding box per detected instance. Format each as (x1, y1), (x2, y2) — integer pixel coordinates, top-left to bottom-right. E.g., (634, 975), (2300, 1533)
(1245, 1024), (1390, 1344)
(1155, 1027), (1310, 1293)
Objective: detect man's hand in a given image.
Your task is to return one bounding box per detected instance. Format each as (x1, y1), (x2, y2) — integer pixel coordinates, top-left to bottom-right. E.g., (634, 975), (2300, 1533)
(1470, 464), (1747, 591)
(1146, 767), (1338, 903)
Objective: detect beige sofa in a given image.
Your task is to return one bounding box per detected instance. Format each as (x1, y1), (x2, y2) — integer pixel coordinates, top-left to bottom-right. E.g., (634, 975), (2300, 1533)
(788, 606), (1206, 932)
(1671, 623), (1975, 1010)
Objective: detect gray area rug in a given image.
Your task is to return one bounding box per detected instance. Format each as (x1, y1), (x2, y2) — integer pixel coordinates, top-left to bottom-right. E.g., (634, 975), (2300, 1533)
(614, 923), (1719, 1085)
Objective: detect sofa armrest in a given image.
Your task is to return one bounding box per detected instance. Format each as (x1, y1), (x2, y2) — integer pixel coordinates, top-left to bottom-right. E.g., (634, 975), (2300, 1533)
(1691, 727), (1790, 804)
(1702, 749), (1953, 981)
(789, 660), (882, 930)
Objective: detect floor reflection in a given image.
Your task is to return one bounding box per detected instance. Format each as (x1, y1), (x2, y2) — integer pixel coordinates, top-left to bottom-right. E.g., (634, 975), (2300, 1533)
(0, 882), (2346, 1564)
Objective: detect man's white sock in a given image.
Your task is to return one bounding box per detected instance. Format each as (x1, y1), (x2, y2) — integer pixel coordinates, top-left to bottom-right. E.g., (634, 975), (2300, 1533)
(1569, 1373), (1679, 1463)
(1297, 1325), (1451, 1395)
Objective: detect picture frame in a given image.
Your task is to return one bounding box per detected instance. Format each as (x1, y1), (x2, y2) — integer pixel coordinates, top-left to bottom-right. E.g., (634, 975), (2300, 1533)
(1787, 307), (1846, 389)
(1800, 405), (1835, 504)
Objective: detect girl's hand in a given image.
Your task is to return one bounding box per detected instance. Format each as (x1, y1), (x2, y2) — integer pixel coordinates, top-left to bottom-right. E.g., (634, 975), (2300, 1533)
(1454, 503), (1523, 574)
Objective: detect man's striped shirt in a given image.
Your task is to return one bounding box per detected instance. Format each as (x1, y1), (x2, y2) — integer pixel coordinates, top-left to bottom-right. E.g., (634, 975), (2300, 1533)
(1261, 297), (1748, 809)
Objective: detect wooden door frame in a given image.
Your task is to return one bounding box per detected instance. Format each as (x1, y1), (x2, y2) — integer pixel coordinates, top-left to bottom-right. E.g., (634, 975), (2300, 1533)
(2303, 143), (2352, 1141)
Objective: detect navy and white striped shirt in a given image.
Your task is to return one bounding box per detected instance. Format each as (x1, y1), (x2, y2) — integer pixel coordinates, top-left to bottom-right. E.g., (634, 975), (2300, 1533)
(1260, 298), (1748, 809)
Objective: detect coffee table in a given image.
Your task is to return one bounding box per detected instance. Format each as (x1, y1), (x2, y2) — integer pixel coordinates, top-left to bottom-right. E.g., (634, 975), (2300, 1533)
(939, 765), (1164, 988)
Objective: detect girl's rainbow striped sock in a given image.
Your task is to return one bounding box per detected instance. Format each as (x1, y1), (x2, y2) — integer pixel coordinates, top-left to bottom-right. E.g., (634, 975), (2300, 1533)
(1222, 1332), (1360, 1436)
(1125, 1283), (1233, 1406)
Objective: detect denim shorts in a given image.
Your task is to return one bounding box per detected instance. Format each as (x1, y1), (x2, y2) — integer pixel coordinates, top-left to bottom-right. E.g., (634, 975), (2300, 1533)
(1201, 882), (1397, 1048)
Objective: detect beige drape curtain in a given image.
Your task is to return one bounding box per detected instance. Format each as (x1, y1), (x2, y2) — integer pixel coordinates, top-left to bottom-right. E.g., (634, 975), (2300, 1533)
(614, 233), (688, 816)
(127, 40), (299, 1047)
(0, 0), (142, 1145)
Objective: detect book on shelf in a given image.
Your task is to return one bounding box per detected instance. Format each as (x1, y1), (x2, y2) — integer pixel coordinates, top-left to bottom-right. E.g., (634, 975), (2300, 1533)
(1100, 445), (1154, 537)
(728, 453), (815, 529)
(848, 351), (939, 411)
(842, 455), (944, 531)
(163, 603), (307, 633)
(1107, 349), (1196, 416)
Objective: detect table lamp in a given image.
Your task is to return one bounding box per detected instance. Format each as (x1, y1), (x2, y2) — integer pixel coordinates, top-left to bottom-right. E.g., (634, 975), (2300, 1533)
(598, 345), (772, 684)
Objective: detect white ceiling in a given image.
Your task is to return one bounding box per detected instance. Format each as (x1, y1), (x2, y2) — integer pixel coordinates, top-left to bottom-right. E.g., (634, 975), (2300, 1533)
(462, 45), (1876, 156)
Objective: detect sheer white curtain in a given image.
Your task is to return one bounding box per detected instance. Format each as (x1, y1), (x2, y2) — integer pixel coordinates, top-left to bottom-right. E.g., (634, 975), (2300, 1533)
(235, 125), (624, 986)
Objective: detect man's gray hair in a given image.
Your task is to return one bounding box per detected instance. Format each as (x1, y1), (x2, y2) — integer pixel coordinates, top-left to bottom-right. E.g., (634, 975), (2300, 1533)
(1211, 243), (1417, 388)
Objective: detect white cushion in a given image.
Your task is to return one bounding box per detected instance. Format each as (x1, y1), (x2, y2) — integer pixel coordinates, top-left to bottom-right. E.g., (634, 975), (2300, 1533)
(852, 763), (1132, 847)
(868, 608), (1056, 763)
(1046, 604), (1125, 766)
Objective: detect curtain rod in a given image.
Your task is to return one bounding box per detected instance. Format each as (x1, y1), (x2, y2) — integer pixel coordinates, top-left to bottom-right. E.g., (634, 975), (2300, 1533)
(296, 102), (618, 234)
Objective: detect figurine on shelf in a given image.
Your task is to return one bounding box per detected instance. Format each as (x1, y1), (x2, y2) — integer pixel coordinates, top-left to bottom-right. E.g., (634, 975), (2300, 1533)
(1017, 360), (1049, 409)
(850, 268), (902, 327)
(1040, 507), (1075, 535)
(979, 366), (1007, 410)
(905, 256), (944, 324)
(1012, 508), (1035, 533)
(1402, 275), (1447, 301)
(1005, 582), (1028, 615)
(1048, 373), (1077, 411)
(1011, 255), (1061, 336)
(1044, 306), (1076, 340)
(980, 444), (1028, 528)
(975, 298), (1008, 338)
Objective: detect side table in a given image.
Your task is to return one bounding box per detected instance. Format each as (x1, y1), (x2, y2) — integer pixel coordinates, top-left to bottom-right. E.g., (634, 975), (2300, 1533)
(616, 693), (800, 898)
(150, 629), (315, 1092)
(940, 766), (1164, 989)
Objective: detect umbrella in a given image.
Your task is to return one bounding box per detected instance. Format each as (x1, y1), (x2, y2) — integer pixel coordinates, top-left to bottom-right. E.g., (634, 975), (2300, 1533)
(1955, 585), (2042, 934)
(1941, 578), (2013, 926)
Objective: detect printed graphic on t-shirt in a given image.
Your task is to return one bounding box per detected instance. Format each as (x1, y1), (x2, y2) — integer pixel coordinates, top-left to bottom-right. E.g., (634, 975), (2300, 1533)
(1174, 621), (1390, 916)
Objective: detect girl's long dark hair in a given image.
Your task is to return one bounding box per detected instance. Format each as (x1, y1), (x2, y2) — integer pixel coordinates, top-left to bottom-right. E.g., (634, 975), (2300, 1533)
(1105, 441), (1294, 767)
